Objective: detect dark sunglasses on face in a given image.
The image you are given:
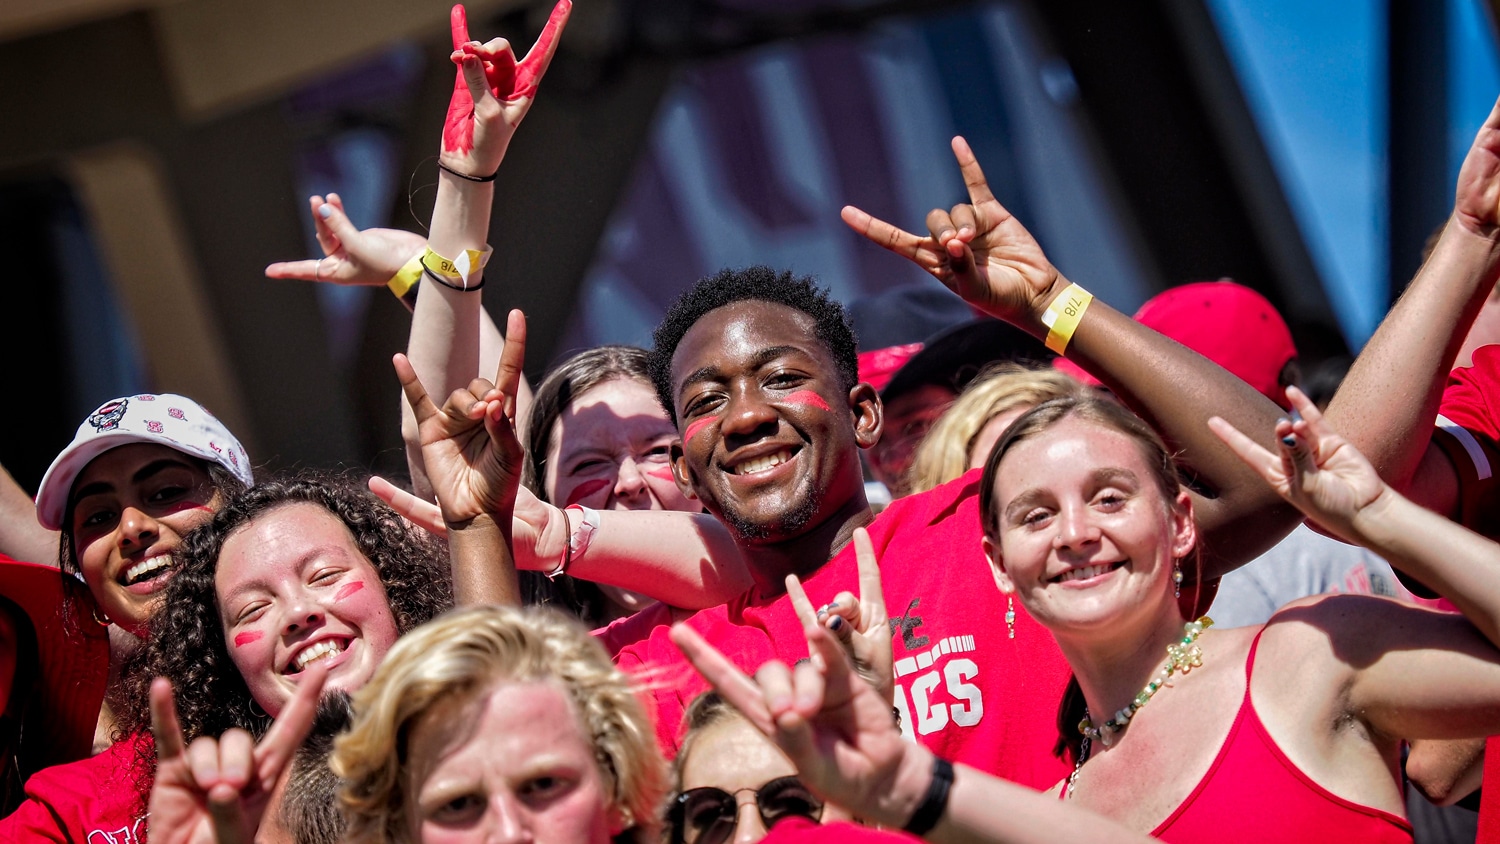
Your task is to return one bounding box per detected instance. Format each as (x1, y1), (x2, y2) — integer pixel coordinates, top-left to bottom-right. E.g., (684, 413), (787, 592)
(671, 775), (824, 844)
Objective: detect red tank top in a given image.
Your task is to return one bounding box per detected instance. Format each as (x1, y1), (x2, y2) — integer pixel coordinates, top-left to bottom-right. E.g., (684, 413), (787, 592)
(1151, 627), (1413, 842)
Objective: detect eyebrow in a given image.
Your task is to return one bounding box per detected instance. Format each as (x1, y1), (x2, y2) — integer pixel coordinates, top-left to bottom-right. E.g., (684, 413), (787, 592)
(72, 458), (199, 503)
(675, 345), (809, 404)
(1000, 468), (1142, 523)
(220, 543), (341, 605)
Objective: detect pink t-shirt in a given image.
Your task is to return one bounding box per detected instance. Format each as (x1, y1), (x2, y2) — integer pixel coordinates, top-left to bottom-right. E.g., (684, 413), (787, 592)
(615, 470), (1073, 789)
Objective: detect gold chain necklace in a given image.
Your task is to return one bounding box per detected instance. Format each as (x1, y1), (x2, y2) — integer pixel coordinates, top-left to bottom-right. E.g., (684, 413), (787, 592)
(1066, 616), (1213, 800)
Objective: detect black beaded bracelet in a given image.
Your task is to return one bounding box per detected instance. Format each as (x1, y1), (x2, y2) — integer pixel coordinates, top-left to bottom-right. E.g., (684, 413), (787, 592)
(437, 160), (499, 183)
(422, 266), (485, 292)
(903, 755), (954, 837)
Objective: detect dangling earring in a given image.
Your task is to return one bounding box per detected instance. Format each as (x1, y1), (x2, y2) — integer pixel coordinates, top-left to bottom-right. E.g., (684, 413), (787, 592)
(1006, 595), (1016, 639)
(1173, 561), (1184, 599)
(91, 605), (111, 628)
(248, 698), (268, 720)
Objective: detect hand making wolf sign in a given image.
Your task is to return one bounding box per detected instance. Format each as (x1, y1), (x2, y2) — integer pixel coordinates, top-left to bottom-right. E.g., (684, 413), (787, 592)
(442, 1), (571, 177)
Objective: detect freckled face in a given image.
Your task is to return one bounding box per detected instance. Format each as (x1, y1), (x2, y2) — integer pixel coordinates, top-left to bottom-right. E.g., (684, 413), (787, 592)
(670, 301), (876, 543)
(545, 378), (693, 513)
(407, 681), (621, 844)
(983, 417), (1195, 636)
(69, 444), (218, 634)
(216, 503), (400, 717)
(868, 385), (956, 494)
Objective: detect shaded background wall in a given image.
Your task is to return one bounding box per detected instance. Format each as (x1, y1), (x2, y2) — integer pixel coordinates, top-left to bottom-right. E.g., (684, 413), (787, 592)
(1, 0), (1497, 490)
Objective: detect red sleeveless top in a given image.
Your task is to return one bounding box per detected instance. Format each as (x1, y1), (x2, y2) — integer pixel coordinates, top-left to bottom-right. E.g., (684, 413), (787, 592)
(1063, 627), (1413, 842)
(1153, 627), (1412, 842)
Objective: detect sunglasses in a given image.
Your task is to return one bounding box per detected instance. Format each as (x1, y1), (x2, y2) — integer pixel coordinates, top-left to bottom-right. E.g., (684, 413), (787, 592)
(671, 775), (824, 844)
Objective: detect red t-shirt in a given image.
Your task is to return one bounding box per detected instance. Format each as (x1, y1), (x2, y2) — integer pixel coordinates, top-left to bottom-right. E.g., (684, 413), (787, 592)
(0, 733), (150, 842)
(615, 470), (1073, 790)
(760, 816), (918, 842)
(593, 601), (676, 657)
(1432, 343), (1500, 540)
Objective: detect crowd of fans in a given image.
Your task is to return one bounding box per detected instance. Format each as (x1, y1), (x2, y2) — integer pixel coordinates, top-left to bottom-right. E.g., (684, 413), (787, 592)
(3, 3), (1500, 842)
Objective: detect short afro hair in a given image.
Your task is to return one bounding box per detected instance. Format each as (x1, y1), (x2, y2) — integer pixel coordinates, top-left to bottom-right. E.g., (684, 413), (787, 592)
(647, 266), (859, 423)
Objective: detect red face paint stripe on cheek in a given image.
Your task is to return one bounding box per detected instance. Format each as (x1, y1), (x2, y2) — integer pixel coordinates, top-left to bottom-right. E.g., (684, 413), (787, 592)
(233, 631), (263, 648)
(785, 390), (832, 411)
(564, 478), (612, 506)
(646, 465), (677, 481)
(684, 416), (716, 442)
(334, 582), (365, 602)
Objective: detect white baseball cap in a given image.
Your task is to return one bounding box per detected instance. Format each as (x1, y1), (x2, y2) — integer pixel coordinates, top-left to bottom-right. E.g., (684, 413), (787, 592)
(36, 394), (253, 531)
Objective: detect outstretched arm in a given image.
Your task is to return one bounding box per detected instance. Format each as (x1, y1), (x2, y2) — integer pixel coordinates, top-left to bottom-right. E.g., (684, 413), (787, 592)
(842, 137), (1295, 578)
(1323, 96), (1500, 514)
(1212, 388), (1500, 742)
(402, 1), (567, 499)
(672, 531), (1153, 844)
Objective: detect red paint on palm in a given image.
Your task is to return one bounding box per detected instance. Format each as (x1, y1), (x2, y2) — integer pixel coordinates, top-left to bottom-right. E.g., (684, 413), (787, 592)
(784, 390), (831, 411)
(334, 581), (365, 602)
(233, 631), (263, 648)
(684, 415), (717, 443)
(441, 1), (572, 155)
(564, 478), (612, 506)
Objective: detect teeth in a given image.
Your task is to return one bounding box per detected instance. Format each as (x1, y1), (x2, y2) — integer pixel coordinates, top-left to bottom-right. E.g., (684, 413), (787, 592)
(294, 640), (345, 671)
(124, 555), (174, 585)
(1058, 563), (1114, 583)
(735, 450), (792, 475)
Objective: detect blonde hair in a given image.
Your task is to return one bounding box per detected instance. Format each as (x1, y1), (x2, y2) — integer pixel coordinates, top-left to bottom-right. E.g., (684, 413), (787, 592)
(331, 605), (668, 843)
(905, 363), (1083, 494)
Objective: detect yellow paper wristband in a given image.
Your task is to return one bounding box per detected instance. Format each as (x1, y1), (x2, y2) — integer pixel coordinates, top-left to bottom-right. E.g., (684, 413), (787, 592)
(387, 251), (425, 299)
(1042, 283), (1094, 354)
(419, 246), (492, 281)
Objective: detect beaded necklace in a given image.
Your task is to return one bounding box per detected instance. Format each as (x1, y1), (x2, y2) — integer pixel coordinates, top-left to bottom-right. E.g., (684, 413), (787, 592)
(1065, 616), (1213, 800)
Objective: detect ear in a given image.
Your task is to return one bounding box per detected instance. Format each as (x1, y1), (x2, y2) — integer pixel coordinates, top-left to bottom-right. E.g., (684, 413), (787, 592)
(850, 382), (883, 450)
(670, 441), (699, 500)
(981, 534), (1015, 596)
(1169, 490), (1197, 561)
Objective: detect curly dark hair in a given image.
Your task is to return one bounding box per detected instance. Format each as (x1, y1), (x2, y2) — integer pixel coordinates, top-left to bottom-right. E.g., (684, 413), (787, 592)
(114, 471), (453, 789)
(519, 345), (656, 627)
(646, 266), (859, 424)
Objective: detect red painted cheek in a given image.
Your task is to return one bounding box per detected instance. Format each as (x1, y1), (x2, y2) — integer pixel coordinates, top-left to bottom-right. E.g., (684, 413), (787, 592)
(233, 631), (264, 648)
(684, 416), (717, 443)
(784, 390), (831, 411)
(564, 478), (612, 506)
(646, 465), (677, 482)
(334, 582), (365, 602)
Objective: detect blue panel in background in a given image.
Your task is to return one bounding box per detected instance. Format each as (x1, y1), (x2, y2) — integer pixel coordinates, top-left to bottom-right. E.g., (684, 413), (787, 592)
(1449, 0), (1500, 184)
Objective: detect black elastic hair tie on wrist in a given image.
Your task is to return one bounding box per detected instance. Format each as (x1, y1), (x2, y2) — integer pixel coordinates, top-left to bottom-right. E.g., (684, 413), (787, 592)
(436, 160), (499, 183)
(903, 755), (955, 836)
(421, 266), (485, 292)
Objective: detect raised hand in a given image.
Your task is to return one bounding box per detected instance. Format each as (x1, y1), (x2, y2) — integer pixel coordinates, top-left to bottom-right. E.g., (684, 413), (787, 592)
(1454, 96), (1500, 239)
(442, 1), (571, 177)
(368, 475), (570, 569)
(264, 194), (427, 286)
(785, 528), (894, 704)
(840, 136), (1062, 325)
(1208, 386), (1389, 544)
(148, 663), (327, 844)
(671, 534), (922, 830)
(396, 309), (528, 525)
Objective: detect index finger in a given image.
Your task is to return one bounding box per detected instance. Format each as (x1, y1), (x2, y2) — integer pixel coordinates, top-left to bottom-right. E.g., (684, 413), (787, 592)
(450, 4), (471, 51)
(251, 661), (328, 787)
(852, 527), (887, 625)
(951, 136), (996, 207)
(1207, 416), (1281, 486)
(784, 574), (819, 635)
(513, 0), (572, 97)
(494, 310), (527, 407)
(670, 624), (775, 734)
(150, 677), (187, 761)
(840, 205), (936, 264)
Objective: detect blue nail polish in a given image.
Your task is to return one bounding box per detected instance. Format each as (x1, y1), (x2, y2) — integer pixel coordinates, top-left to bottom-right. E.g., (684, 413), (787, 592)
(829, 616), (844, 631)
(318, 204), (333, 219)
(1281, 434), (1297, 448)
